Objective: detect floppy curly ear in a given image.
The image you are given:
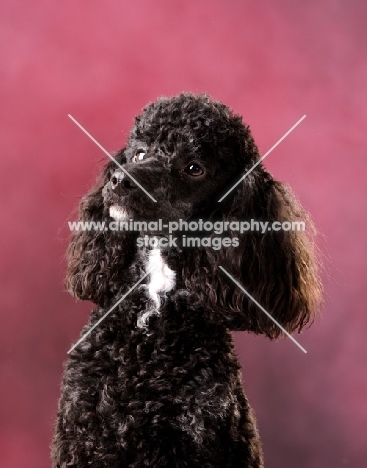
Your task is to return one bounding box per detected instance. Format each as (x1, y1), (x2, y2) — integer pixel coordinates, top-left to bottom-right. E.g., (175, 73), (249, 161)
(186, 168), (322, 338)
(66, 157), (137, 307)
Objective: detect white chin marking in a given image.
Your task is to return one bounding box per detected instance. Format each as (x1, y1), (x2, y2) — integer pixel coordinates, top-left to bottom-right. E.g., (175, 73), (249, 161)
(109, 205), (129, 221)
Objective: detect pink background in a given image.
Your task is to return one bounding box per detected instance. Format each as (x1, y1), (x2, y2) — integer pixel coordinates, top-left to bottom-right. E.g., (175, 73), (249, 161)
(1, 1), (366, 466)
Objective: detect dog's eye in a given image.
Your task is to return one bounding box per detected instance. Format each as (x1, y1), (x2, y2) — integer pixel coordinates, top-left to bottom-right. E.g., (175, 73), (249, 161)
(133, 149), (147, 163)
(184, 163), (204, 177)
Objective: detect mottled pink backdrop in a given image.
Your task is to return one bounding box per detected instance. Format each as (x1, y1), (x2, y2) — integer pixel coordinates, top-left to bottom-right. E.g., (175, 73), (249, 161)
(1, 1), (366, 467)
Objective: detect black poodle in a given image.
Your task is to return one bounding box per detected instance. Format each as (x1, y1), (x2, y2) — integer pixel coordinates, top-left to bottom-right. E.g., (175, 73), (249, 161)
(52, 93), (321, 467)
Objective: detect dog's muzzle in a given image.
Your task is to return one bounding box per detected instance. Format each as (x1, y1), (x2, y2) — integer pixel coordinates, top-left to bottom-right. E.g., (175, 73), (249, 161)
(110, 170), (137, 196)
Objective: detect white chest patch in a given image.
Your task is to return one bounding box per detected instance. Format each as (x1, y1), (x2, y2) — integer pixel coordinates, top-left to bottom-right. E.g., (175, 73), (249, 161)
(147, 248), (176, 307)
(137, 249), (176, 330)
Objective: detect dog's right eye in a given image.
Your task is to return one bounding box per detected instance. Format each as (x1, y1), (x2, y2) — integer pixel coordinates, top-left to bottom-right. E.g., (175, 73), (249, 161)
(184, 163), (204, 177)
(133, 149), (147, 163)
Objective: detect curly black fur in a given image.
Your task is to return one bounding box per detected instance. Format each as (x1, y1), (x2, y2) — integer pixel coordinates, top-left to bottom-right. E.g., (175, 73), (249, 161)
(52, 93), (322, 467)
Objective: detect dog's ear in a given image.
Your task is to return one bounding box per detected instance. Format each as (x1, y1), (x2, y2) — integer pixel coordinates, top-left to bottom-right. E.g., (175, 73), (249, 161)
(66, 154), (137, 307)
(185, 168), (322, 338)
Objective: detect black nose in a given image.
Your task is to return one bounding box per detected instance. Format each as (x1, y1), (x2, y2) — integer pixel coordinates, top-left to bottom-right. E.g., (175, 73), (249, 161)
(110, 170), (137, 194)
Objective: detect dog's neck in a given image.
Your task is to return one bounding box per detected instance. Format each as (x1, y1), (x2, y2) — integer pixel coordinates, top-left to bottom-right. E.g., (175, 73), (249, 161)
(134, 245), (177, 330)
(147, 248), (176, 307)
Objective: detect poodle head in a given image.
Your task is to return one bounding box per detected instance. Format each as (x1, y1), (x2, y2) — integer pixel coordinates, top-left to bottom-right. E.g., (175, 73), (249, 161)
(102, 93), (258, 222)
(67, 93), (322, 337)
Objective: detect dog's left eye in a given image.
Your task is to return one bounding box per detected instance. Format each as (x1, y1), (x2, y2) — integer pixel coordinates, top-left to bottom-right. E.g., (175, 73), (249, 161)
(133, 149), (147, 162)
(184, 163), (204, 177)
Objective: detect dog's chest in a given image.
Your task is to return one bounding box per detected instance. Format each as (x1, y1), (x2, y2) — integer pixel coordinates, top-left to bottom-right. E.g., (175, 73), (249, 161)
(136, 248), (175, 330)
(147, 248), (176, 306)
